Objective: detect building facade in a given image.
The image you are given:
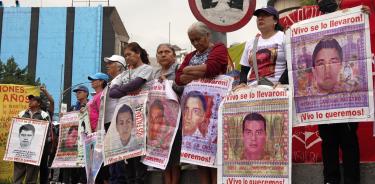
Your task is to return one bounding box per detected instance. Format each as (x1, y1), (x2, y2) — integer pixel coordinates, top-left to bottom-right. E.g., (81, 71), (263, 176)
(0, 6), (129, 110)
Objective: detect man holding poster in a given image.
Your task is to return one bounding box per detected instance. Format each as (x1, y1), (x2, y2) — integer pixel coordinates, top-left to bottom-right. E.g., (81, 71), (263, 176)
(14, 95), (50, 184)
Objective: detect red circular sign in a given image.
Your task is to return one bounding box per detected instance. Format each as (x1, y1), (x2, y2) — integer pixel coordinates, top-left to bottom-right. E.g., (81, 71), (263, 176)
(189, 0), (256, 32)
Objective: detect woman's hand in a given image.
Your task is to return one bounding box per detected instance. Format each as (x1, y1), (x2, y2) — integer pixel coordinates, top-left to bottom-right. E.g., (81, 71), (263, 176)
(158, 75), (167, 83)
(361, 5), (371, 14)
(232, 83), (248, 92)
(80, 107), (86, 113)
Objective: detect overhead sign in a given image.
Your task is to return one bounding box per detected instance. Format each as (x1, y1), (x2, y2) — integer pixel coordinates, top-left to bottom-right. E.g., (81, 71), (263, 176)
(189, 0), (256, 32)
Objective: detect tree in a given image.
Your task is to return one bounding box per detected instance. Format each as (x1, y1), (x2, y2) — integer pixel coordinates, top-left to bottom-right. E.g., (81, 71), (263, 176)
(0, 57), (40, 85)
(0, 57), (52, 111)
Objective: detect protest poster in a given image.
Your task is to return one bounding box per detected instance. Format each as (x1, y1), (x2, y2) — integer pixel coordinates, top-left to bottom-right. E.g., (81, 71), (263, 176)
(83, 132), (103, 184)
(3, 117), (48, 166)
(217, 86), (291, 184)
(141, 80), (180, 169)
(79, 108), (92, 135)
(97, 86), (109, 132)
(103, 88), (148, 165)
(286, 6), (374, 126)
(77, 109), (92, 165)
(180, 75), (233, 167)
(0, 84), (39, 180)
(51, 111), (84, 168)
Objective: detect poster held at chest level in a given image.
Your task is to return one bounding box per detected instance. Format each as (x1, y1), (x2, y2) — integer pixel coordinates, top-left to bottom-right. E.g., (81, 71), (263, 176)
(180, 75), (233, 167)
(103, 88), (148, 165)
(3, 117), (49, 166)
(217, 86), (291, 184)
(285, 6), (374, 126)
(142, 80), (181, 169)
(51, 112), (84, 168)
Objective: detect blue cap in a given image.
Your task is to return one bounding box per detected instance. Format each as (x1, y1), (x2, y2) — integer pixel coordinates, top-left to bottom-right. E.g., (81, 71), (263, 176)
(88, 72), (109, 82)
(73, 85), (89, 93)
(254, 6), (279, 19)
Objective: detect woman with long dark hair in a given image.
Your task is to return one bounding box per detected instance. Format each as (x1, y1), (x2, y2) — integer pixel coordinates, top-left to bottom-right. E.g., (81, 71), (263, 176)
(109, 42), (153, 184)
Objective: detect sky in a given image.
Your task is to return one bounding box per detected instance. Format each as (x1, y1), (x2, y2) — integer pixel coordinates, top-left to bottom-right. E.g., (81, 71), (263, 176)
(2, 0), (267, 55)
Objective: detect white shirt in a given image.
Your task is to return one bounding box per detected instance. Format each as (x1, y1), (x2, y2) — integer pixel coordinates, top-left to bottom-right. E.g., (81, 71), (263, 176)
(240, 31), (287, 85)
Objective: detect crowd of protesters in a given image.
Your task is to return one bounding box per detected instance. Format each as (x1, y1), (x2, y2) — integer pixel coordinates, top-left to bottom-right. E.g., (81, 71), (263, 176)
(11, 0), (375, 184)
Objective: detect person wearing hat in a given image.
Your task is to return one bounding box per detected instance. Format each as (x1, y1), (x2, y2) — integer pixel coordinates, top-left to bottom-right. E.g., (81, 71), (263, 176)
(71, 85), (89, 111)
(103, 55), (127, 130)
(59, 85), (89, 184)
(14, 95), (50, 184)
(101, 55), (129, 183)
(87, 72), (108, 132)
(239, 6), (286, 86)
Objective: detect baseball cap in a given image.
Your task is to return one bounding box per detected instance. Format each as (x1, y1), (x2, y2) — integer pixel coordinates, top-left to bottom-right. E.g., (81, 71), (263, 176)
(88, 72), (109, 82)
(104, 55), (126, 68)
(27, 95), (42, 103)
(73, 85), (89, 93)
(254, 6), (279, 19)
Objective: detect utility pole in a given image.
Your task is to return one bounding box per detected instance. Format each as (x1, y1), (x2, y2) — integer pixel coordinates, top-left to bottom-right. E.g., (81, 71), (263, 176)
(168, 22), (171, 44)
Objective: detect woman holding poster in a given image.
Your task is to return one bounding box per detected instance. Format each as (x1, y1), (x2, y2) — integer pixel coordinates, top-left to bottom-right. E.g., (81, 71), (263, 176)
(109, 42), (153, 184)
(239, 6), (286, 85)
(175, 21), (228, 184)
(152, 43), (182, 184)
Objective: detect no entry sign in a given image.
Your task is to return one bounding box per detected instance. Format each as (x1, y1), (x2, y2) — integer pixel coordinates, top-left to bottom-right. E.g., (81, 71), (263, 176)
(189, 0), (256, 32)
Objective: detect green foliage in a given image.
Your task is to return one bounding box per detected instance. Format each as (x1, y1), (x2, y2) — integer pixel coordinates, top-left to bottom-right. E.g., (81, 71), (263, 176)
(0, 57), (52, 111)
(300, 0), (318, 6)
(0, 57), (40, 85)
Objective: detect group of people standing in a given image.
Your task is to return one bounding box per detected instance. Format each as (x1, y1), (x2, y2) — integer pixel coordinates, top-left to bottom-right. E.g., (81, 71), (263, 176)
(12, 0), (375, 184)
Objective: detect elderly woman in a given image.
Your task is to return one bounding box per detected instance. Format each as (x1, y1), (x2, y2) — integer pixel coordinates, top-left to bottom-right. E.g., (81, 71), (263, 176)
(175, 21), (228, 86)
(239, 6), (286, 85)
(109, 42), (153, 184)
(175, 21), (228, 184)
(153, 43), (182, 184)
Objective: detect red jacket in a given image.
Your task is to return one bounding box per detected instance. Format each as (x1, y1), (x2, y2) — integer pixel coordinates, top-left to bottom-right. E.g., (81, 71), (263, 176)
(175, 43), (228, 86)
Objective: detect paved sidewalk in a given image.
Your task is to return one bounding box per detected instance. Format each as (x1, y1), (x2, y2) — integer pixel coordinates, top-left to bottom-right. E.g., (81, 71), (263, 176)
(146, 163), (375, 184)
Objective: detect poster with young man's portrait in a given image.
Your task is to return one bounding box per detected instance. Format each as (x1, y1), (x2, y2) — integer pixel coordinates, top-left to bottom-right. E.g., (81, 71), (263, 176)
(83, 132), (103, 183)
(180, 75), (233, 167)
(142, 80), (180, 170)
(217, 86), (291, 184)
(51, 112), (84, 168)
(286, 7), (373, 126)
(103, 90), (148, 165)
(3, 118), (48, 166)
